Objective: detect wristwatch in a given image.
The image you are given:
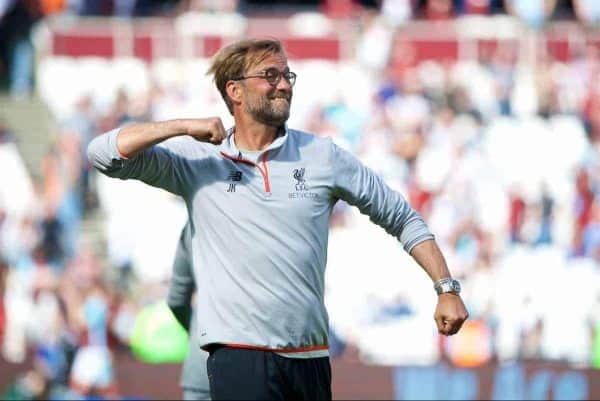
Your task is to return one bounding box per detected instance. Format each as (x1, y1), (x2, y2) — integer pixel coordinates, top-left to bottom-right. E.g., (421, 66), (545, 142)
(434, 278), (461, 295)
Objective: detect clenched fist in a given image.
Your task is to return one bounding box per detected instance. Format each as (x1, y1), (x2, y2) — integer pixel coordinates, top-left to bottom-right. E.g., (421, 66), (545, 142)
(434, 293), (469, 336)
(183, 117), (227, 145)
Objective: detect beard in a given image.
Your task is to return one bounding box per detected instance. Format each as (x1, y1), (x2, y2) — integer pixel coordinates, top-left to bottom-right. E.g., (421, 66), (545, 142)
(244, 90), (292, 127)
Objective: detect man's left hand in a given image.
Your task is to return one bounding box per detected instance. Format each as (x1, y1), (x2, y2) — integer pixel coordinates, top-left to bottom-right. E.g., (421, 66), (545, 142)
(434, 294), (468, 336)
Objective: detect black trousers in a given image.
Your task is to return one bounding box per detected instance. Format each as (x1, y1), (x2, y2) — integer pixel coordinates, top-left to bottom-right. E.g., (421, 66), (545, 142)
(206, 346), (332, 400)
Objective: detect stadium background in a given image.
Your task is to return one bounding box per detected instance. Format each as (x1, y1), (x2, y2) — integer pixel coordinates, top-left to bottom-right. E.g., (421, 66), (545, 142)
(1, 0), (600, 399)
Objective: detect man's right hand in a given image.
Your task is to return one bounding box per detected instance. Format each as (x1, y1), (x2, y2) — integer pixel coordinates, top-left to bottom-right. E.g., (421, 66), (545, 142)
(184, 117), (227, 145)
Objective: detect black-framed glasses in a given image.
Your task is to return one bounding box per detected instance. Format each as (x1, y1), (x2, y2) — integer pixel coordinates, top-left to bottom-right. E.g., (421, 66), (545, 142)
(233, 67), (297, 87)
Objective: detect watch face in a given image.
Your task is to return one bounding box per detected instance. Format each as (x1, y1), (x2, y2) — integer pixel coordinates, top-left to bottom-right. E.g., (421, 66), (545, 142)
(435, 278), (461, 294)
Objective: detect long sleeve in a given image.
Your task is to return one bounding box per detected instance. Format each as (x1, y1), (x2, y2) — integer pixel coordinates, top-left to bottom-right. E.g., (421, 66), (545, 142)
(331, 142), (434, 253)
(86, 128), (195, 197)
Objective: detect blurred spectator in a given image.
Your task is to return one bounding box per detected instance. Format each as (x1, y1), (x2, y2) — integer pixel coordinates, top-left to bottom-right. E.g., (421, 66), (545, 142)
(380, 0), (415, 27)
(133, 0), (180, 16)
(69, 283), (119, 398)
(504, 0), (557, 29)
(582, 60), (600, 143)
(67, 0), (179, 16)
(2, 369), (49, 400)
(417, 0), (455, 20)
(573, 167), (595, 256)
(354, 3), (395, 72)
(0, 258), (6, 347)
(455, 0), (505, 15)
(41, 132), (84, 265)
(67, 0), (111, 15)
(508, 189), (526, 243)
(533, 183), (554, 246)
(483, 42), (517, 116)
(184, 0), (239, 12)
(39, 214), (63, 269)
(383, 68), (431, 142)
(573, 0), (600, 27)
(535, 52), (562, 118)
(567, 44), (600, 115)
(0, 0), (41, 98)
(581, 199), (600, 260)
(0, 121), (37, 267)
(448, 85), (482, 122)
(0, 119), (15, 143)
(62, 95), (98, 213)
(456, 0), (491, 15)
(320, 101), (367, 152)
(25, 262), (77, 397)
(39, 0), (66, 14)
(321, 0), (359, 18)
(113, 0), (137, 16)
(110, 89), (135, 126)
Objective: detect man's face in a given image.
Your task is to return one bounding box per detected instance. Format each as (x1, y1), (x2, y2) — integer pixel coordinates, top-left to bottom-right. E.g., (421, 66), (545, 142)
(240, 53), (293, 127)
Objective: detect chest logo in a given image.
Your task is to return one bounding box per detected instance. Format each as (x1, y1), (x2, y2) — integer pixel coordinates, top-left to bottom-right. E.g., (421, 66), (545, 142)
(227, 170), (242, 193)
(293, 168), (308, 191)
(289, 168), (317, 199)
(228, 171), (243, 182)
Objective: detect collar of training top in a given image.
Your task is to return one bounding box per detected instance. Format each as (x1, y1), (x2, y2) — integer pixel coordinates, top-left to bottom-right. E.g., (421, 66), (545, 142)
(219, 125), (289, 158)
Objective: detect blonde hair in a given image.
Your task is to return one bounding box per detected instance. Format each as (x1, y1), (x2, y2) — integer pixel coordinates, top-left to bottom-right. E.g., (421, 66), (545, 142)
(207, 38), (286, 114)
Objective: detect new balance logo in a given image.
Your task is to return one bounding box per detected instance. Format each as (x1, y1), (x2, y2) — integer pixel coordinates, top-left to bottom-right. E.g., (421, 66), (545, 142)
(228, 171), (243, 182)
(226, 170), (242, 193)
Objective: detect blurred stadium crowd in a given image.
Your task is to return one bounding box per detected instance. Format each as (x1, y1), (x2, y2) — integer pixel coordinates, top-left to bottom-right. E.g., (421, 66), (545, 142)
(2, 0), (600, 399)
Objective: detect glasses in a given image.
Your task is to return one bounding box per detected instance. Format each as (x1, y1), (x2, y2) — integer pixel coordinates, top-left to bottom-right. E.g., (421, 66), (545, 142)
(233, 67), (297, 87)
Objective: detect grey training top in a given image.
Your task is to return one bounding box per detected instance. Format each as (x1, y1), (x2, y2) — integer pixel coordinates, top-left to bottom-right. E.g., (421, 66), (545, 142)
(166, 223), (210, 397)
(88, 126), (434, 358)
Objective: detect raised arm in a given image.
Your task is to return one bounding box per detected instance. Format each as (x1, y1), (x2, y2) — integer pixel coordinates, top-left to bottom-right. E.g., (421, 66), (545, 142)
(116, 118), (226, 158)
(87, 117), (227, 196)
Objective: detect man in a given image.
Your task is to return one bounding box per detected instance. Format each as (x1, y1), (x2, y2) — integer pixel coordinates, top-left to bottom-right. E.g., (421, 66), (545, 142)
(87, 38), (468, 400)
(167, 223), (211, 400)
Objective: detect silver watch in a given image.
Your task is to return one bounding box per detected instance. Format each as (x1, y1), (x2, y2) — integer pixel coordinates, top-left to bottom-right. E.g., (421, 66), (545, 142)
(434, 278), (461, 295)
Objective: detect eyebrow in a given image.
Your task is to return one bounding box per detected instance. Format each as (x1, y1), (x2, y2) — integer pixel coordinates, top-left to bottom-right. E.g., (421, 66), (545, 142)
(256, 66), (291, 73)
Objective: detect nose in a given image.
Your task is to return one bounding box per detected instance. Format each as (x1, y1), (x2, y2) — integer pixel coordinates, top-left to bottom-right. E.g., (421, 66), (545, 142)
(276, 75), (292, 91)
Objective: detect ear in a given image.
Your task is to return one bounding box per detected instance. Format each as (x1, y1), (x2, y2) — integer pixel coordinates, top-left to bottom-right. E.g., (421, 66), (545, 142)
(226, 80), (243, 107)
